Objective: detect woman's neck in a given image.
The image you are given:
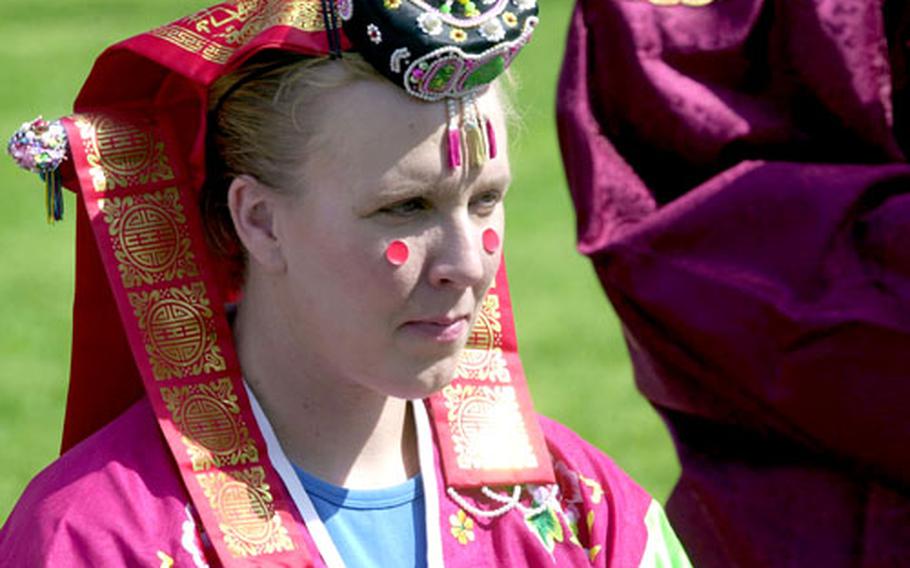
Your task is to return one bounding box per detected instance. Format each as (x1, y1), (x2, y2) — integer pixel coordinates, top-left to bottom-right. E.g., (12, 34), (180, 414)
(233, 280), (419, 489)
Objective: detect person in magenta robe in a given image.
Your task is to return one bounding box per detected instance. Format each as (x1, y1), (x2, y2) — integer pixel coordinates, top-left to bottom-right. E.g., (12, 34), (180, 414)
(1, 1), (690, 566)
(557, 0), (910, 566)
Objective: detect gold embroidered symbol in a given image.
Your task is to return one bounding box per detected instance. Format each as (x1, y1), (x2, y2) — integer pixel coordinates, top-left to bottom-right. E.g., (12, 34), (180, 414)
(150, 0), (326, 64)
(74, 114), (174, 192)
(443, 384), (538, 471)
(129, 283), (227, 380)
(196, 467), (295, 557)
(455, 293), (510, 383)
(102, 187), (199, 288)
(161, 378), (260, 471)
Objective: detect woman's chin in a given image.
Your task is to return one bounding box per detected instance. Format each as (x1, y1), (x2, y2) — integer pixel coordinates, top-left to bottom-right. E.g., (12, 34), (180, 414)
(380, 356), (461, 400)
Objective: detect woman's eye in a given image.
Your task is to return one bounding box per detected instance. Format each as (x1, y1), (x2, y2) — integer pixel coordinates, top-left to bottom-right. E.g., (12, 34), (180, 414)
(380, 197), (428, 217)
(471, 190), (503, 213)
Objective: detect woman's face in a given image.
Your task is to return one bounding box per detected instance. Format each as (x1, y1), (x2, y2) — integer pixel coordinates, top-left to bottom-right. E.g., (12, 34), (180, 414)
(265, 77), (510, 400)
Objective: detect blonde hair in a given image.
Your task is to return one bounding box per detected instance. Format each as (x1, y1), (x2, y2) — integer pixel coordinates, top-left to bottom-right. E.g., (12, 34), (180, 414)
(202, 51), (515, 262)
(202, 52), (380, 257)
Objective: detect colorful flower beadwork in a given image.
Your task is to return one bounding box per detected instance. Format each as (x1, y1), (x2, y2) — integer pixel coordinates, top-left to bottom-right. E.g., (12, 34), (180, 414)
(450, 509), (476, 545)
(479, 17), (505, 41)
(7, 117), (67, 175)
(450, 28), (467, 42)
(417, 12), (444, 35)
(367, 23), (383, 43)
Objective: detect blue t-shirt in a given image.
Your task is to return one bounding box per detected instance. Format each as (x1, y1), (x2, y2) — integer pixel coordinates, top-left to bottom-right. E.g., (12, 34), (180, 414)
(293, 465), (427, 568)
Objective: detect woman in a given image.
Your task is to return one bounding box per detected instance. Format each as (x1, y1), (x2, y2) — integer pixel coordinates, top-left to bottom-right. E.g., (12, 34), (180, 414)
(2, 0), (689, 566)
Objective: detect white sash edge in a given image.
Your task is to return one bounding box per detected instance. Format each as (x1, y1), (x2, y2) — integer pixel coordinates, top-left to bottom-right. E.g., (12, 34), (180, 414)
(246, 383), (347, 568)
(246, 384), (445, 568)
(412, 399), (445, 568)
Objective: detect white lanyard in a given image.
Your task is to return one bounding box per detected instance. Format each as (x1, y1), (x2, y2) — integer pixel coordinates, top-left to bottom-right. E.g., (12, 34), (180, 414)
(246, 385), (445, 568)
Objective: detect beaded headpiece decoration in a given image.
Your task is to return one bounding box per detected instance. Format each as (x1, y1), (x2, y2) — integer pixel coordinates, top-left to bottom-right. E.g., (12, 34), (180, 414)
(340, 0), (539, 168)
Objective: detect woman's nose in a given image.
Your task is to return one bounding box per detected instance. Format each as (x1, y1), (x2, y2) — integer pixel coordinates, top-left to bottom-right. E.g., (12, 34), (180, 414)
(427, 215), (487, 289)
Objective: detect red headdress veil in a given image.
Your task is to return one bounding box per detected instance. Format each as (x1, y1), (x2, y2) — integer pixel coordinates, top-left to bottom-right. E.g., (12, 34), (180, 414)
(22, 1), (553, 565)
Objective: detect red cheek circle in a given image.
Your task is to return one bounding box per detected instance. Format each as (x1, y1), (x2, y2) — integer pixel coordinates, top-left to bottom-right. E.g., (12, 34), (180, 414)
(482, 228), (500, 254)
(385, 240), (410, 266)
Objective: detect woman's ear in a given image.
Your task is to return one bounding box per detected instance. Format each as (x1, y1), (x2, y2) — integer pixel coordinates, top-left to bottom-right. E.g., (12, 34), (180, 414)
(227, 175), (286, 273)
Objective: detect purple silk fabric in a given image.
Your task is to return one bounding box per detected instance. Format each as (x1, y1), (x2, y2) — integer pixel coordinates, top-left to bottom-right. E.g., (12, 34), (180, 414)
(557, 1), (910, 566)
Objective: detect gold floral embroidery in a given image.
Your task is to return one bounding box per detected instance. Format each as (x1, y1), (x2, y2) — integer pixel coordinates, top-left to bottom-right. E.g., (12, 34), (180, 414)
(102, 187), (199, 288)
(196, 467), (295, 557)
(449, 509), (475, 545)
(73, 114), (174, 192)
(454, 292), (510, 383)
(128, 283), (227, 380)
(150, 0), (325, 64)
(443, 384), (537, 470)
(161, 378), (260, 471)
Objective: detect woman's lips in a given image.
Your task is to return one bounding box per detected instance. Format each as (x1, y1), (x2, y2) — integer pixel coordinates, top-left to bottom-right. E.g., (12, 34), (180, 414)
(401, 316), (470, 342)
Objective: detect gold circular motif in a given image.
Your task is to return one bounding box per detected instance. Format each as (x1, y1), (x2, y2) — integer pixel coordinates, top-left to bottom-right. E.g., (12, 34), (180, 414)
(94, 116), (153, 176)
(218, 482), (272, 543)
(459, 312), (495, 371)
(181, 395), (239, 453)
(457, 395), (495, 440)
(148, 299), (206, 366)
(120, 204), (180, 272)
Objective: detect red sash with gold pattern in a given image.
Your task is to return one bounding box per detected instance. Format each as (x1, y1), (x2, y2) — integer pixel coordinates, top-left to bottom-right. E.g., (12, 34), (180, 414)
(59, 1), (554, 565)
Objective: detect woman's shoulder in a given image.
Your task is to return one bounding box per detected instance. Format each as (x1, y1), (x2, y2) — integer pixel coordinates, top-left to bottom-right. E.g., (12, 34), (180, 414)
(537, 413), (652, 505)
(0, 398), (196, 566)
(534, 414), (692, 567)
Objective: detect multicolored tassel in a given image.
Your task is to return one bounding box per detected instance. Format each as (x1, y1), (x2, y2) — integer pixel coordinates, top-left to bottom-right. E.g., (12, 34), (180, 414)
(42, 169), (64, 223)
(463, 94), (488, 167)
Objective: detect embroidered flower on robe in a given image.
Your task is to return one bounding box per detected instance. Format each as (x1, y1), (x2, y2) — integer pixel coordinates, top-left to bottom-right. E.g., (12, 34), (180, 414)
(523, 484), (567, 555)
(156, 551), (174, 567)
(552, 461), (607, 561)
(450, 509), (476, 545)
(524, 506), (565, 554)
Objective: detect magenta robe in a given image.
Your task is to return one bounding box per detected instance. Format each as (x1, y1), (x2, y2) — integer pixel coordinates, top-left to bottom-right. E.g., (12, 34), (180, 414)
(0, 398), (684, 567)
(557, 0), (910, 566)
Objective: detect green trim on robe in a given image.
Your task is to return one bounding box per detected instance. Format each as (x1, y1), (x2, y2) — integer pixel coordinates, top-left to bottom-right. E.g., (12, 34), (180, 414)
(639, 499), (693, 568)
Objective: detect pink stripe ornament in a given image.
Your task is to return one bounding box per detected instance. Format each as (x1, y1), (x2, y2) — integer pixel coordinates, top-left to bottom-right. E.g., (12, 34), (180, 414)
(482, 228), (500, 254)
(485, 117), (497, 160)
(448, 129), (463, 169)
(386, 240), (410, 266)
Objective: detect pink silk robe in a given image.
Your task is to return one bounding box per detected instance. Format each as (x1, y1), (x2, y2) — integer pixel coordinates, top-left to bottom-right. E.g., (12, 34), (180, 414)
(1, 398), (686, 567)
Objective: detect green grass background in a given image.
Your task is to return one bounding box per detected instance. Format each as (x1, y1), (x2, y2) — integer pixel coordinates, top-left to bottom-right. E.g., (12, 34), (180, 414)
(0, 1), (678, 521)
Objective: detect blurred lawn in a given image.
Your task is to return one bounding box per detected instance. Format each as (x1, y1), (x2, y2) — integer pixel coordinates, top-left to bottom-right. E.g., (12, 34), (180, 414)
(0, 1), (679, 521)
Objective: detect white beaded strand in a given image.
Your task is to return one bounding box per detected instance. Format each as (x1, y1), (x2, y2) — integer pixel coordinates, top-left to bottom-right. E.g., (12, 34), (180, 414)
(446, 483), (560, 521)
(447, 485), (522, 519)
